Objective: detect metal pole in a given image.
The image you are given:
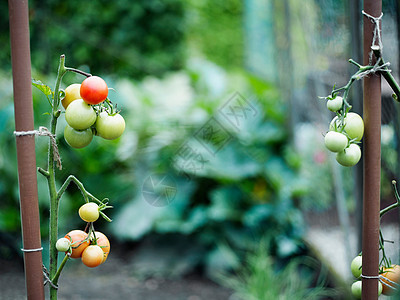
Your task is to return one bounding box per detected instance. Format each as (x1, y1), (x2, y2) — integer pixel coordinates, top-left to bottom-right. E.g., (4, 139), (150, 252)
(8, 1), (45, 299)
(362, 1), (382, 299)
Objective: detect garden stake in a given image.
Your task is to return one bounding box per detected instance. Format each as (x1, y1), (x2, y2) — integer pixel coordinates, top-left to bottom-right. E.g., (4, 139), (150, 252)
(362, 1), (382, 299)
(8, 0), (45, 299)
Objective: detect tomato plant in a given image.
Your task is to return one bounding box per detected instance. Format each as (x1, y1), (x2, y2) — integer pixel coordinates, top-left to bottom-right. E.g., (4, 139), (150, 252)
(80, 76), (108, 105)
(61, 83), (81, 109)
(30, 55), (119, 299)
(95, 111), (126, 140)
(64, 125), (93, 149)
(81, 245), (104, 268)
(78, 202), (99, 222)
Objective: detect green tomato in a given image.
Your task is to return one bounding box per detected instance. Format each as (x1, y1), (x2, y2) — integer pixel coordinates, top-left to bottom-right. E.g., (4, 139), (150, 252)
(95, 112), (126, 140)
(336, 143), (361, 167)
(64, 125), (93, 149)
(56, 237), (71, 252)
(65, 99), (97, 130)
(330, 112), (364, 141)
(350, 255), (362, 278)
(78, 202), (99, 222)
(324, 131), (348, 152)
(351, 281), (362, 299)
(327, 96), (343, 112)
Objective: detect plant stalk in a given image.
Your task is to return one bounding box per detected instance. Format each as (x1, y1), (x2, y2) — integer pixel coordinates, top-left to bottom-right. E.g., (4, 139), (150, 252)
(48, 55), (67, 300)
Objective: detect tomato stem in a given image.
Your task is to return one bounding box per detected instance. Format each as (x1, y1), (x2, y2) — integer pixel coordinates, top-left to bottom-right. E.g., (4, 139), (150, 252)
(372, 47), (400, 102)
(380, 181), (400, 218)
(104, 98), (115, 114)
(65, 67), (92, 78)
(51, 254), (70, 286)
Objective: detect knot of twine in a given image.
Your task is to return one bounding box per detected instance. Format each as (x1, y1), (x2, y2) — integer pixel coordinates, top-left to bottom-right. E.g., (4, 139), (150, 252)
(14, 126), (62, 170)
(43, 265), (58, 290)
(356, 60), (391, 80)
(362, 10), (384, 64)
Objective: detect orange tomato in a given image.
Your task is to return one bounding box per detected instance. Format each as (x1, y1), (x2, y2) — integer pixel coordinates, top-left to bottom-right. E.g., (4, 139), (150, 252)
(65, 230), (90, 259)
(81, 245), (103, 268)
(61, 84), (81, 109)
(92, 231), (110, 264)
(381, 265), (400, 295)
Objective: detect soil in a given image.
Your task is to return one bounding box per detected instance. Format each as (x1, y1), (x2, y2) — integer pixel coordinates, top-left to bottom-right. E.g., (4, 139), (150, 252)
(0, 244), (233, 300)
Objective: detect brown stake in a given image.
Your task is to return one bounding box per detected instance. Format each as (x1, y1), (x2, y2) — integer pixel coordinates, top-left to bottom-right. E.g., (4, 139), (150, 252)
(362, 1), (382, 299)
(8, 0), (45, 299)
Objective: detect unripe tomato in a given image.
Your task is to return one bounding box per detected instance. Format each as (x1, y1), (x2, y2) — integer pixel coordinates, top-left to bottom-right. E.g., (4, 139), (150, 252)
(350, 255), (362, 278)
(78, 202), (99, 222)
(61, 83), (81, 109)
(95, 112), (125, 140)
(327, 96), (343, 112)
(64, 125), (93, 149)
(92, 231), (110, 264)
(324, 131), (348, 152)
(351, 281), (362, 299)
(64, 230), (90, 258)
(56, 237), (71, 252)
(381, 265), (400, 295)
(330, 113), (364, 141)
(65, 99), (97, 130)
(80, 76), (108, 105)
(336, 144), (361, 167)
(81, 245), (104, 268)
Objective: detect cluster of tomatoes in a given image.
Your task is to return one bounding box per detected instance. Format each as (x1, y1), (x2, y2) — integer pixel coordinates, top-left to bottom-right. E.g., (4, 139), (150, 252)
(56, 202), (110, 268)
(350, 255), (400, 298)
(62, 76), (126, 149)
(324, 95), (364, 167)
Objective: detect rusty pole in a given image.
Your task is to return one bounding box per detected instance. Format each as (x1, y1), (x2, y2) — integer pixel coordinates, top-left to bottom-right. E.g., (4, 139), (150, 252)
(362, 1), (382, 299)
(8, 0), (45, 299)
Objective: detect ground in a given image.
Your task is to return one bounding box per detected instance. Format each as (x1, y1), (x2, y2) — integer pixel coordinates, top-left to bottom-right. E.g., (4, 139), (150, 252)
(0, 244), (233, 300)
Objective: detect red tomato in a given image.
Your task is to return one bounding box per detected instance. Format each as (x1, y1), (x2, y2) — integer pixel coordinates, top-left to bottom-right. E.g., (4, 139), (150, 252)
(80, 76), (108, 105)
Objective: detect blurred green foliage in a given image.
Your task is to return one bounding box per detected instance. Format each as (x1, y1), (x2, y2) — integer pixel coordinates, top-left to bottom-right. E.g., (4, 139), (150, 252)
(105, 58), (307, 274)
(1, 0), (186, 77)
(186, 0), (244, 69)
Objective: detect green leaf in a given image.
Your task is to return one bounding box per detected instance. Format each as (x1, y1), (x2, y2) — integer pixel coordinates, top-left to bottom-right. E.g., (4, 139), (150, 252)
(32, 78), (53, 97)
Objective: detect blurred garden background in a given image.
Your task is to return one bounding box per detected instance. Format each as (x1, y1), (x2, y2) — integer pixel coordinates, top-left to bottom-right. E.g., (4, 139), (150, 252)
(1, 0), (400, 299)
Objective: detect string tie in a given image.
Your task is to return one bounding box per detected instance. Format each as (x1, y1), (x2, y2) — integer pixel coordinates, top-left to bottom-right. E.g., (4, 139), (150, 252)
(14, 126), (62, 170)
(362, 10), (384, 64)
